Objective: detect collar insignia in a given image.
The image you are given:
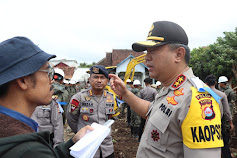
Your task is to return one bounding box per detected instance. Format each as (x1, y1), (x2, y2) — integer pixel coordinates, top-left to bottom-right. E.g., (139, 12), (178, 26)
(167, 96), (178, 105)
(172, 74), (186, 88)
(89, 90), (93, 96)
(103, 90), (107, 97)
(174, 88), (184, 96)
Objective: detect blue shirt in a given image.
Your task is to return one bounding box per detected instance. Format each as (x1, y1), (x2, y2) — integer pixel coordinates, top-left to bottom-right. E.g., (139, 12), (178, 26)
(0, 105), (38, 132)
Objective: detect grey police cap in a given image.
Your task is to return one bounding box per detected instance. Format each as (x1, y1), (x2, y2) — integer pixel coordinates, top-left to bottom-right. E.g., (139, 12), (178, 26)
(0, 36), (56, 85)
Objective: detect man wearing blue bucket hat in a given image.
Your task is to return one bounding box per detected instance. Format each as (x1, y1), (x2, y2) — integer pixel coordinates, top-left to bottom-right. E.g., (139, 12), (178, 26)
(0, 36), (93, 158)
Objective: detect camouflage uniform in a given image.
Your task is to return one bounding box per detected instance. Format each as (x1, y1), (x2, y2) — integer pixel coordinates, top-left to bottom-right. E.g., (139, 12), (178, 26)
(130, 87), (141, 137)
(220, 85), (237, 114)
(53, 82), (69, 124)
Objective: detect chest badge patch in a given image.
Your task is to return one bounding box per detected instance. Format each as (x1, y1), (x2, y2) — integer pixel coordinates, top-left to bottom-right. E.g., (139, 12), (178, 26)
(85, 96), (91, 101)
(71, 99), (79, 112)
(151, 130), (160, 142)
(172, 74), (186, 88)
(199, 99), (215, 120)
(174, 88), (184, 96)
(82, 114), (89, 121)
(106, 95), (113, 103)
(167, 96), (178, 105)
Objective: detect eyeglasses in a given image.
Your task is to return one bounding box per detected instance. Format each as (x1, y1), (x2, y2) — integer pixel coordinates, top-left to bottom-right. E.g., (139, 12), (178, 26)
(38, 67), (55, 81)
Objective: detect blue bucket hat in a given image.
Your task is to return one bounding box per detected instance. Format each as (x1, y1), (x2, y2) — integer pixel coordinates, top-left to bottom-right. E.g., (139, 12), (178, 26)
(0, 36), (56, 85)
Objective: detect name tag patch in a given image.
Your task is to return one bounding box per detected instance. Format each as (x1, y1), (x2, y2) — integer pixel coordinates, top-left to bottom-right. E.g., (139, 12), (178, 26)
(159, 103), (172, 117)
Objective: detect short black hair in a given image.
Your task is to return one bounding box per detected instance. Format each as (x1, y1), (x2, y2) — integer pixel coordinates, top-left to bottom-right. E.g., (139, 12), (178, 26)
(205, 74), (216, 86)
(0, 82), (9, 98)
(144, 78), (152, 84)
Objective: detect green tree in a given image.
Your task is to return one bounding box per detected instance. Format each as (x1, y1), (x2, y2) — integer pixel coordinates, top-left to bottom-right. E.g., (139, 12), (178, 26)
(190, 28), (237, 83)
(79, 62), (96, 68)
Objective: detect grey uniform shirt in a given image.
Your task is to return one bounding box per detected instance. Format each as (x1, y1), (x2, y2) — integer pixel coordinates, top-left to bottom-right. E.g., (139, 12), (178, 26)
(31, 100), (64, 148)
(137, 68), (222, 158)
(211, 87), (232, 121)
(67, 88), (115, 158)
(140, 86), (158, 102)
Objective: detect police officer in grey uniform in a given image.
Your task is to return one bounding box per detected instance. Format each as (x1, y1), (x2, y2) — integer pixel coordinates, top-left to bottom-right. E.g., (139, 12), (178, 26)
(67, 65), (116, 158)
(205, 74), (234, 158)
(138, 77), (158, 141)
(31, 99), (64, 148)
(109, 21), (223, 158)
(53, 68), (69, 125)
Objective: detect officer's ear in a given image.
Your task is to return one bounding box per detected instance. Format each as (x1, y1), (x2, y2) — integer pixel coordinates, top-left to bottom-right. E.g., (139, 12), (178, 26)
(174, 47), (185, 63)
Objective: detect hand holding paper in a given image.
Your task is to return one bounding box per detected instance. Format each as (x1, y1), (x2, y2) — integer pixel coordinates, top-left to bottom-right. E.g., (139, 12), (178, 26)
(70, 120), (114, 158)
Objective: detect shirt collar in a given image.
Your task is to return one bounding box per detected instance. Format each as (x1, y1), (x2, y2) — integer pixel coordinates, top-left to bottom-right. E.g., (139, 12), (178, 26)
(0, 105), (38, 132)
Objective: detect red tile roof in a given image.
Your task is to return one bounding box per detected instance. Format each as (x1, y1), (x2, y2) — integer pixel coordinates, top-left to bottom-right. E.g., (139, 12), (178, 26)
(97, 49), (145, 66)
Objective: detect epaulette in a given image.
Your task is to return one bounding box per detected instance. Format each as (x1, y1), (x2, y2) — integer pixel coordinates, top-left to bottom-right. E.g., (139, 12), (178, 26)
(190, 77), (221, 104)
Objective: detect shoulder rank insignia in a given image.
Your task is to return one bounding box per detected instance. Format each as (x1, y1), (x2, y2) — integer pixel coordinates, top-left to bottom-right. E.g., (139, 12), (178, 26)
(174, 88), (184, 96)
(89, 90), (93, 96)
(167, 96), (178, 105)
(172, 74), (186, 88)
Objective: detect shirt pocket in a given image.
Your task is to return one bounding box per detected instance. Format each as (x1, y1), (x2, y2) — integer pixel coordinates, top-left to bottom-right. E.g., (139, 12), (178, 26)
(37, 109), (51, 125)
(105, 107), (115, 115)
(146, 110), (170, 152)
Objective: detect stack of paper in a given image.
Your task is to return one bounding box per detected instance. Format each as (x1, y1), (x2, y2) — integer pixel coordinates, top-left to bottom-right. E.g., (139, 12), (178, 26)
(70, 120), (114, 158)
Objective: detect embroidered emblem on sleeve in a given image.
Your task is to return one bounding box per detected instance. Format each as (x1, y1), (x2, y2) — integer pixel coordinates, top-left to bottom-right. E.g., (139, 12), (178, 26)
(151, 130), (160, 142)
(172, 74), (186, 88)
(199, 99), (215, 120)
(174, 88), (184, 96)
(71, 99), (79, 112)
(82, 114), (89, 121)
(167, 96), (178, 105)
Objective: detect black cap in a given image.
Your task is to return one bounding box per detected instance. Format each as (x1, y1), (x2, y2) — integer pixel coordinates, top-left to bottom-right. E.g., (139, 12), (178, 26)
(90, 65), (108, 79)
(132, 21), (188, 52)
(0, 36), (56, 86)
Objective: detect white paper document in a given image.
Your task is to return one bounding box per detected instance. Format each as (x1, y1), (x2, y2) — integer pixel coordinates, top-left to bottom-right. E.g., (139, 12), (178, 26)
(70, 120), (114, 158)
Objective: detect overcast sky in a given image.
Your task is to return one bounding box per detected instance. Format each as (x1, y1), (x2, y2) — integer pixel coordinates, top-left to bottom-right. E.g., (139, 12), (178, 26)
(0, 0), (237, 64)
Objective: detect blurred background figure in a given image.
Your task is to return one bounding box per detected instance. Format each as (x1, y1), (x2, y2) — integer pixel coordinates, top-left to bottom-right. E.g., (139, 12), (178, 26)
(130, 79), (142, 139)
(53, 68), (69, 125)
